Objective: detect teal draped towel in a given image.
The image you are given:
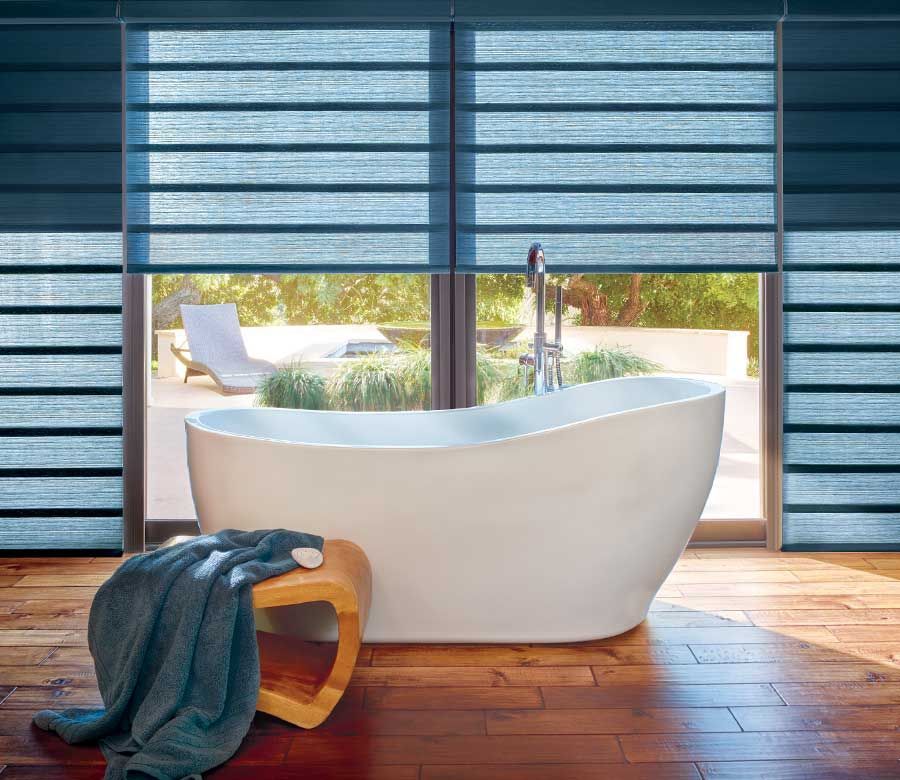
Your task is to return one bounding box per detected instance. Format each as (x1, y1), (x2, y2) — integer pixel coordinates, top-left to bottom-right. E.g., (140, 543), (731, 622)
(33, 528), (324, 779)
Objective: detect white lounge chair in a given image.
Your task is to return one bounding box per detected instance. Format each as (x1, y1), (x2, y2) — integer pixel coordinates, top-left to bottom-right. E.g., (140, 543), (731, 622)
(171, 304), (277, 395)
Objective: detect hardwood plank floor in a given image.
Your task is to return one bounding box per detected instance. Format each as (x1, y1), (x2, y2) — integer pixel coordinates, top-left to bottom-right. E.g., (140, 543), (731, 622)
(0, 548), (899, 778)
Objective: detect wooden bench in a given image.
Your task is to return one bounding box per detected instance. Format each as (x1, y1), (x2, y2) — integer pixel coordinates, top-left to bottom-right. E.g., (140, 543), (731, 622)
(252, 540), (372, 728)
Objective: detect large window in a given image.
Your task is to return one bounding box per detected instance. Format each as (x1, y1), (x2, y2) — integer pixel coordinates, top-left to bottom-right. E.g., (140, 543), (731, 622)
(132, 19), (776, 544)
(146, 274), (431, 521)
(475, 273), (762, 521)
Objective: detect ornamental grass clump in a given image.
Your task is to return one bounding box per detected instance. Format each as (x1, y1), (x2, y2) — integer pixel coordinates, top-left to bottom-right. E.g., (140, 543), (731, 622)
(254, 363), (328, 410)
(567, 346), (660, 385)
(327, 352), (409, 411)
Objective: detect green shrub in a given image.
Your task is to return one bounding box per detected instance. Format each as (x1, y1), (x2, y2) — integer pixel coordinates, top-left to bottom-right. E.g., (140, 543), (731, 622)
(394, 347), (432, 410)
(481, 358), (530, 404)
(327, 353), (408, 411)
(567, 346), (660, 385)
(255, 363), (328, 410)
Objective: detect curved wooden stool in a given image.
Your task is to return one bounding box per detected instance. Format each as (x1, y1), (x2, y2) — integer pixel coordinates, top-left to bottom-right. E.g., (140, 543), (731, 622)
(252, 539), (372, 728)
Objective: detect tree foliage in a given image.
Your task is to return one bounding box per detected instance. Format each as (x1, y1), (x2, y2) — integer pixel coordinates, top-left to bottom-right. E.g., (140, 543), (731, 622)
(152, 271), (759, 358)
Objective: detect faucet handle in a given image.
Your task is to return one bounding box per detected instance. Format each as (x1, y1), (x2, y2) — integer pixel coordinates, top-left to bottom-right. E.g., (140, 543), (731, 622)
(526, 241), (543, 289)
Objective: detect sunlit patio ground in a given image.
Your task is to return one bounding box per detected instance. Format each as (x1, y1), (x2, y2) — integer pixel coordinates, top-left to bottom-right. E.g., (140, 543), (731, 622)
(147, 325), (759, 522)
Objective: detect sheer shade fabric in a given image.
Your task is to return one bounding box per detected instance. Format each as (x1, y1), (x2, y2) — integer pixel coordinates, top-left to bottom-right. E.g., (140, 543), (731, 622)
(782, 22), (900, 550)
(454, 25), (778, 273)
(125, 25), (451, 273)
(0, 24), (123, 551)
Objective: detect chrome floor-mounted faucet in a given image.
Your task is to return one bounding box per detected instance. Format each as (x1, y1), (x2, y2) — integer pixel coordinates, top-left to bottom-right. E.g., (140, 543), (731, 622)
(520, 242), (563, 395)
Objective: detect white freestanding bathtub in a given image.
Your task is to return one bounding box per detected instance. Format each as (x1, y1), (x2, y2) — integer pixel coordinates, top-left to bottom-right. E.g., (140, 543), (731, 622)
(186, 376), (724, 643)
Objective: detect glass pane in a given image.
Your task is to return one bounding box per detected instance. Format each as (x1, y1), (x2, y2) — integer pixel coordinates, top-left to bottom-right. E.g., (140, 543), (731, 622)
(475, 272), (761, 521)
(146, 273), (431, 521)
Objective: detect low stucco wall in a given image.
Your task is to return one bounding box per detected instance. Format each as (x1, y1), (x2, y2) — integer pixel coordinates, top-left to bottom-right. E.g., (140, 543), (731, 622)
(545, 326), (750, 378)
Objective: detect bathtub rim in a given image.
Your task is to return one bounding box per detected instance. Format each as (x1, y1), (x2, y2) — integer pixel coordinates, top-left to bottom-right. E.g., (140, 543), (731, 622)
(184, 376), (724, 452)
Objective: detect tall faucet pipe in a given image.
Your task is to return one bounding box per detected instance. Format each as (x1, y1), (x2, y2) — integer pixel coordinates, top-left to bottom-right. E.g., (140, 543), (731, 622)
(554, 284), (563, 347)
(527, 242), (547, 395)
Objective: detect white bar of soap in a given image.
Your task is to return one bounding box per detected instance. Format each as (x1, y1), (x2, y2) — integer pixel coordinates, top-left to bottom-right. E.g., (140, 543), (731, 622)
(292, 547), (324, 569)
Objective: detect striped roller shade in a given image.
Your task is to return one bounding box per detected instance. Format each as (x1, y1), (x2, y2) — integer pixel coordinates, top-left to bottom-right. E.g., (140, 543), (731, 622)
(0, 24), (123, 551)
(454, 23), (778, 273)
(782, 22), (900, 550)
(125, 23), (451, 273)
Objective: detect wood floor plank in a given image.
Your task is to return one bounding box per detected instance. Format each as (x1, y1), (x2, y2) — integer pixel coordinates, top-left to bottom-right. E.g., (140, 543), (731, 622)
(852, 595), (900, 608)
(0, 734), (104, 766)
(12, 575), (109, 588)
(690, 641), (900, 665)
(573, 625), (837, 646)
(0, 588), (99, 603)
(318, 708), (487, 737)
(422, 764), (701, 780)
(370, 644), (698, 667)
(791, 570), (900, 583)
(693, 551), (874, 559)
(212, 733), (293, 765)
(0, 562), (119, 576)
(749, 609), (900, 626)
(0, 667), (96, 687)
(11, 601), (92, 615)
(542, 683), (785, 708)
(283, 734), (625, 766)
(867, 559), (900, 571)
(350, 666), (594, 687)
(673, 558), (850, 571)
(38, 648), (94, 667)
(0, 648), (55, 666)
(365, 687), (544, 711)
(0, 579), (22, 588)
(0, 614), (89, 630)
(666, 571), (801, 584)
(678, 582), (900, 596)
(830, 625), (900, 642)
(0, 685), (101, 709)
(485, 706), (741, 735)
(593, 662), (900, 685)
(620, 731), (900, 763)
(0, 771), (109, 780)
(0, 712), (51, 736)
(0, 631), (86, 647)
(774, 682), (900, 706)
(655, 595), (870, 611)
(205, 766), (419, 780)
(0, 557), (97, 565)
(732, 704), (900, 732)
(697, 759), (900, 779)
(644, 612), (752, 628)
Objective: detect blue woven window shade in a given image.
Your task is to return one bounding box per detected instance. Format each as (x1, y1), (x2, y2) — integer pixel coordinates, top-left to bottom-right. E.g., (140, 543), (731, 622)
(782, 21), (900, 550)
(125, 23), (451, 273)
(0, 24), (123, 552)
(454, 23), (778, 273)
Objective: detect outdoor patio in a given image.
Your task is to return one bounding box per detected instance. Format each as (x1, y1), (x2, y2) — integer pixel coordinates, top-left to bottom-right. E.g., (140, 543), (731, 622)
(147, 324), (760, 523)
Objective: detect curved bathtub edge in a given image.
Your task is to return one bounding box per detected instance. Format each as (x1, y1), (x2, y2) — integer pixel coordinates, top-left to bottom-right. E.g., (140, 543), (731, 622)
(183, 375), (725, 451)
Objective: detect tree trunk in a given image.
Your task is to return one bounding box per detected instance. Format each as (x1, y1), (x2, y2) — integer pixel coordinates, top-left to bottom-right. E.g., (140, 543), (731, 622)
(561, 273), (646, 327)
(614, 273), (646, 326)
(561, 274), (611, 325)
